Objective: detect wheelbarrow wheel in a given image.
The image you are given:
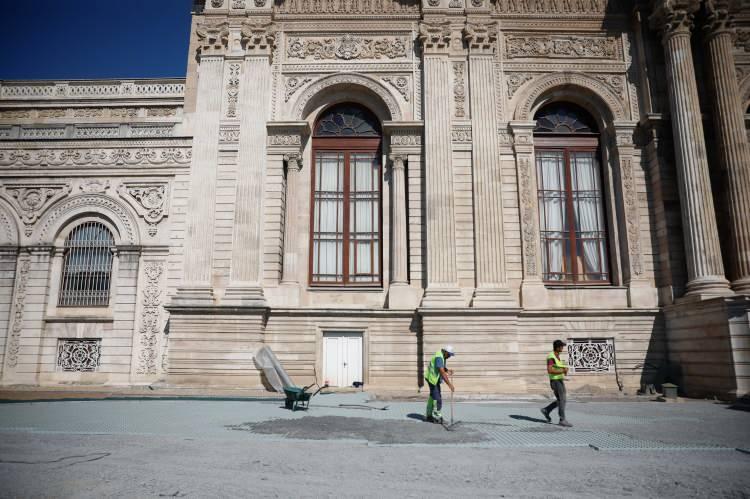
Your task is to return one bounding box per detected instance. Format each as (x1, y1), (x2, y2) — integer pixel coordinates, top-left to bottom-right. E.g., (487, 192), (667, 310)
(284, 399), (293, 410)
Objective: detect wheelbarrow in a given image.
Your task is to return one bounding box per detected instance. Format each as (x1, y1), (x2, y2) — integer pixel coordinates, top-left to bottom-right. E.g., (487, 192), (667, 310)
(283, 382), (326, 411)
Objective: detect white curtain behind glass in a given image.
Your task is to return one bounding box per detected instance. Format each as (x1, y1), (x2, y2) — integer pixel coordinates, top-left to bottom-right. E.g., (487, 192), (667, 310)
(313, 153), (344, 282)
(537, 151), (567, 280)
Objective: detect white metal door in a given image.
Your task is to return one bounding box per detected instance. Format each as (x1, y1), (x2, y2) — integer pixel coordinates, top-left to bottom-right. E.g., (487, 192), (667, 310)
(323, 333), (363, 387)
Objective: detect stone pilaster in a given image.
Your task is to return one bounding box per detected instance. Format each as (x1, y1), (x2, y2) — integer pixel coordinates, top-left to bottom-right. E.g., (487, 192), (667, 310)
(465, 22), (514, 307)
(650, 0), (732, 298)
(389, 154), (409, 286)
(510, 122), (547, 308)
(703, 0), (750, 294)
(281, 153), (302, 285)
(419, 20), (463, 307)
(173, 21), (229, 305)
(224, 21), (276, 305)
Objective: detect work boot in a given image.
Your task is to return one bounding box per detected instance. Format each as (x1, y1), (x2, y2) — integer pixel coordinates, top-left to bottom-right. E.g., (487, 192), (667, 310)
(434, 411), (443, 424)
(540, 408), (551, 423)
(425, 415), (435, 423)
(559, 420), (573, 427)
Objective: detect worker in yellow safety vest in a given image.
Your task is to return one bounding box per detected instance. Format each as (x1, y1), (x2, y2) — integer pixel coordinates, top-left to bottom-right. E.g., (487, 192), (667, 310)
(424, 345), (455, 423)
(540, 339), (572, 427)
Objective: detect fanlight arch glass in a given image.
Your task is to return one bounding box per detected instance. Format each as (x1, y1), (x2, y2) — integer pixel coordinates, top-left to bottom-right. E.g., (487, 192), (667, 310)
(58, 221), (115, 306)
(310, 103), (382, 285)
(314, 103), (381, 137)
(533, 102), (609, 283)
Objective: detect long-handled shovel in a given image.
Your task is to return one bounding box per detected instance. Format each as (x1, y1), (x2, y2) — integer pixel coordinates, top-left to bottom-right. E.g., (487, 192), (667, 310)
(442, 374), (461, 431)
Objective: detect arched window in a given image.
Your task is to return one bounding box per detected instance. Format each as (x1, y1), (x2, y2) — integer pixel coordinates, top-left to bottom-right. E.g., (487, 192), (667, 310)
(310, 103), (382, 285)
(534, 102), (610, 283)
(58, 221), (115, 306)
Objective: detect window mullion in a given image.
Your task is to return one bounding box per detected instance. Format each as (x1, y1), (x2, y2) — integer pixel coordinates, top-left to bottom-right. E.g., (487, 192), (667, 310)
(564, 148), (578, 283)
(342, 151), (350, 285)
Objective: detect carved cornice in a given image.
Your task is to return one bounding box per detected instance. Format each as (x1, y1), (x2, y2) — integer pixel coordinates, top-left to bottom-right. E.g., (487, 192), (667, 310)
(196, 20), (230, 57)
(463, 21), (497, 54)
(241, 20), (276, 55)
(418, 20), (452, 53)
(266, 120), (309, 154)
(649, 0), (700, 41)
(0, 146), (192, 169)
(493, 0), (627, 15)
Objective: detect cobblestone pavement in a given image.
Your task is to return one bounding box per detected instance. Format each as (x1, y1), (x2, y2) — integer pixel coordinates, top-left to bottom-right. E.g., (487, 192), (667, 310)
(0, 393), (749, 497)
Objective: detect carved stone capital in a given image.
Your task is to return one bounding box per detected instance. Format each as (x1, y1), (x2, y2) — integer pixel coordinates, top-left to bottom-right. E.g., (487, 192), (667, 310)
(463, 21), (497, 54)
(389, 154), (406, 171)
(240, 20), (276, 56)
(509, 121), (536, 153)
(613, 121), (639, 149)
(195, 20), (230, 57)
(419, 20), (452, 53)
(649, 0), (700, 42)
(703, 0), (738, 42)
(283, 153), (302, 172)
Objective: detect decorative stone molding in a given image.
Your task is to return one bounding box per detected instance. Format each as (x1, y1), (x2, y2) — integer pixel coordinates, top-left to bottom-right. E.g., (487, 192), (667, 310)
(74, 126), (119, 139)
(0, 80), (184, 100)
(211, 0), (224, 7)
(493, 0), (626, 14)
(136, 261), (165, 375)
(620, 155), (643, 277)
(195, 20), (230, 57)
(382, 76), (410, 101)
(34, 194), (139, 245)
(453, 62), (466, 118)
(0, 201), (19, 244)
(594, 74), (626, 99)
(285, 77), (312, 102)
(219, 124), (241, 143)
(117, 183), (169, 237)
(506, 73), (534, 98)
(463, 21), (497, 54)
(1, 183), (71, 236)
(286, 34), (408, 60)
(5, 256), (30, 368)
(505, 35), (618, 59)
(292, 73), (402, 120)
(514, 72), (627, 121)
(737, 29), (750, 51)
(233, 0), (246, 7)
(451, 125), (472, 143)
(130, 125), (174, 138)
(275, 0), (419, 14)
(383, 121), (423, 154)
(0, 146), (192, 168)
(225, 63), (241, 118)
(79, 179), (110, 194)
(418, 20), (452, 52)
(266, 121), (310, 154)
(517, 156), (537, 276)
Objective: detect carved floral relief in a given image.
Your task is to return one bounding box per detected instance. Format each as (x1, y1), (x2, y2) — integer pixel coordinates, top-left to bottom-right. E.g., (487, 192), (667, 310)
(287, 34), (408, 60)
(2, 183), (71, 236)
(117, 183), (169, 237)
(506, 35), (618, 59)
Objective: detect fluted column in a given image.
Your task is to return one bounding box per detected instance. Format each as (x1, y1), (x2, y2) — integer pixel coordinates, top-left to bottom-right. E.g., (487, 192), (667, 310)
(389, 154), (409, 285)
(465, 22), (514, 307)
(224, 21), (275, 305)
(174, 21), (228, 304)
(419, 21), (463, 307)
(704, 0), (750, 294)
(650, 0), (732, 298)
(281, 153), (302, 284)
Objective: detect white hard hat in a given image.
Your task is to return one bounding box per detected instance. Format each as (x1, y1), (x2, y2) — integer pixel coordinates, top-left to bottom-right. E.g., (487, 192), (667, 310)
(443, 345), (455, 356)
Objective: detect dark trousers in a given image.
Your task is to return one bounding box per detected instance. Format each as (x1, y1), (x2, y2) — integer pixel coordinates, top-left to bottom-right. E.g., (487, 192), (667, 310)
(544, 380), (566, 421)
(428, 382), (442, 411)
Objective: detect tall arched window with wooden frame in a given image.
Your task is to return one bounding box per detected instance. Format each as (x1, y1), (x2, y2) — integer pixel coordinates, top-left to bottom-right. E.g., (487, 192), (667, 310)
(58, 221), (115, 306)
(309, 103), (382, 286)
(534, 102), (610, 283)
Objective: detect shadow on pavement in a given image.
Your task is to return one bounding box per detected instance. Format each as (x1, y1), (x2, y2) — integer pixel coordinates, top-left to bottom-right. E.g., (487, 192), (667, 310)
(407, 413), (426, 422)
(509, 414), (548, 424)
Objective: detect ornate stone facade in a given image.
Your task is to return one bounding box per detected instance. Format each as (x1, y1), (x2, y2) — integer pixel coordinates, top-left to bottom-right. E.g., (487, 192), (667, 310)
(1, 0), (749, 400)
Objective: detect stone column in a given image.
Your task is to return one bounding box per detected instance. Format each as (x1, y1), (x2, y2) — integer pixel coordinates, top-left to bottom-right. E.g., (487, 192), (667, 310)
(389, 154), (409, 286)
(465, 22), (514, 307)
(174, 21), (229, 304)
(224, 21), (276, 305)
(510, 122), (547, 308)
(419, 20), (463, 307)
(650, 0), (732, 298)
(703, 0), (750, 294)
(281, 153), (302, 284)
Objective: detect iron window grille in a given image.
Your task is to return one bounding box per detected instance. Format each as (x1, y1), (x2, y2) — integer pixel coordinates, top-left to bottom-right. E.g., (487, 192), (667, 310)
(57, 338), (101, 372)
(58, 221), (115, 307)
(567, 338), (615, 373)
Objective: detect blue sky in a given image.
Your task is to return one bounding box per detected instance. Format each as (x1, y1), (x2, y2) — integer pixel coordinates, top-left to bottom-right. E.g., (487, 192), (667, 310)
(0, 0), (193, 80)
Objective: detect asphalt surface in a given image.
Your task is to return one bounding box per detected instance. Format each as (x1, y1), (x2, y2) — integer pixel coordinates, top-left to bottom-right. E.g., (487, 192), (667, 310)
(0, 393), (748, 498)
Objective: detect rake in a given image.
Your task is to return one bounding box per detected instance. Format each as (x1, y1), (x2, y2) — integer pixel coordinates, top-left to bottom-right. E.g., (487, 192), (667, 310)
(442, 374), (462, 431)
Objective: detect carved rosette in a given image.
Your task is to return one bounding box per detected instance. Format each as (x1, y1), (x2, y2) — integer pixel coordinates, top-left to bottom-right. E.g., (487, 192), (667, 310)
(2, 183), (71, 236)
(195, 20), (230, 57)
(136, 261), (164, 375)
(382, 76), (410, 102)
(285, 77), (312, 102)
(5, 256), (30, 368)
(117, 183), (169, 237)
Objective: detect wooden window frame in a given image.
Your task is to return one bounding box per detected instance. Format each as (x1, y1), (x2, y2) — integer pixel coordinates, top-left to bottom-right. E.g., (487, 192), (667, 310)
(535, 134), (610, 285)
(309, 136), (383, 287)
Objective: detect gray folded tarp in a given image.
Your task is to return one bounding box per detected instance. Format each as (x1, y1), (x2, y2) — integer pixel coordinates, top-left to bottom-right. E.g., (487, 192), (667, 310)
(254, 346), (294, 393)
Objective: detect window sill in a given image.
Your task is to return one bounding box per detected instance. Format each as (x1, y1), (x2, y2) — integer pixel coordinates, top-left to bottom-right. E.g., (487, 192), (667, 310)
(307, 286), (384, 293)
(545, 284), (626, 290)
(44, 313), (114, 323)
